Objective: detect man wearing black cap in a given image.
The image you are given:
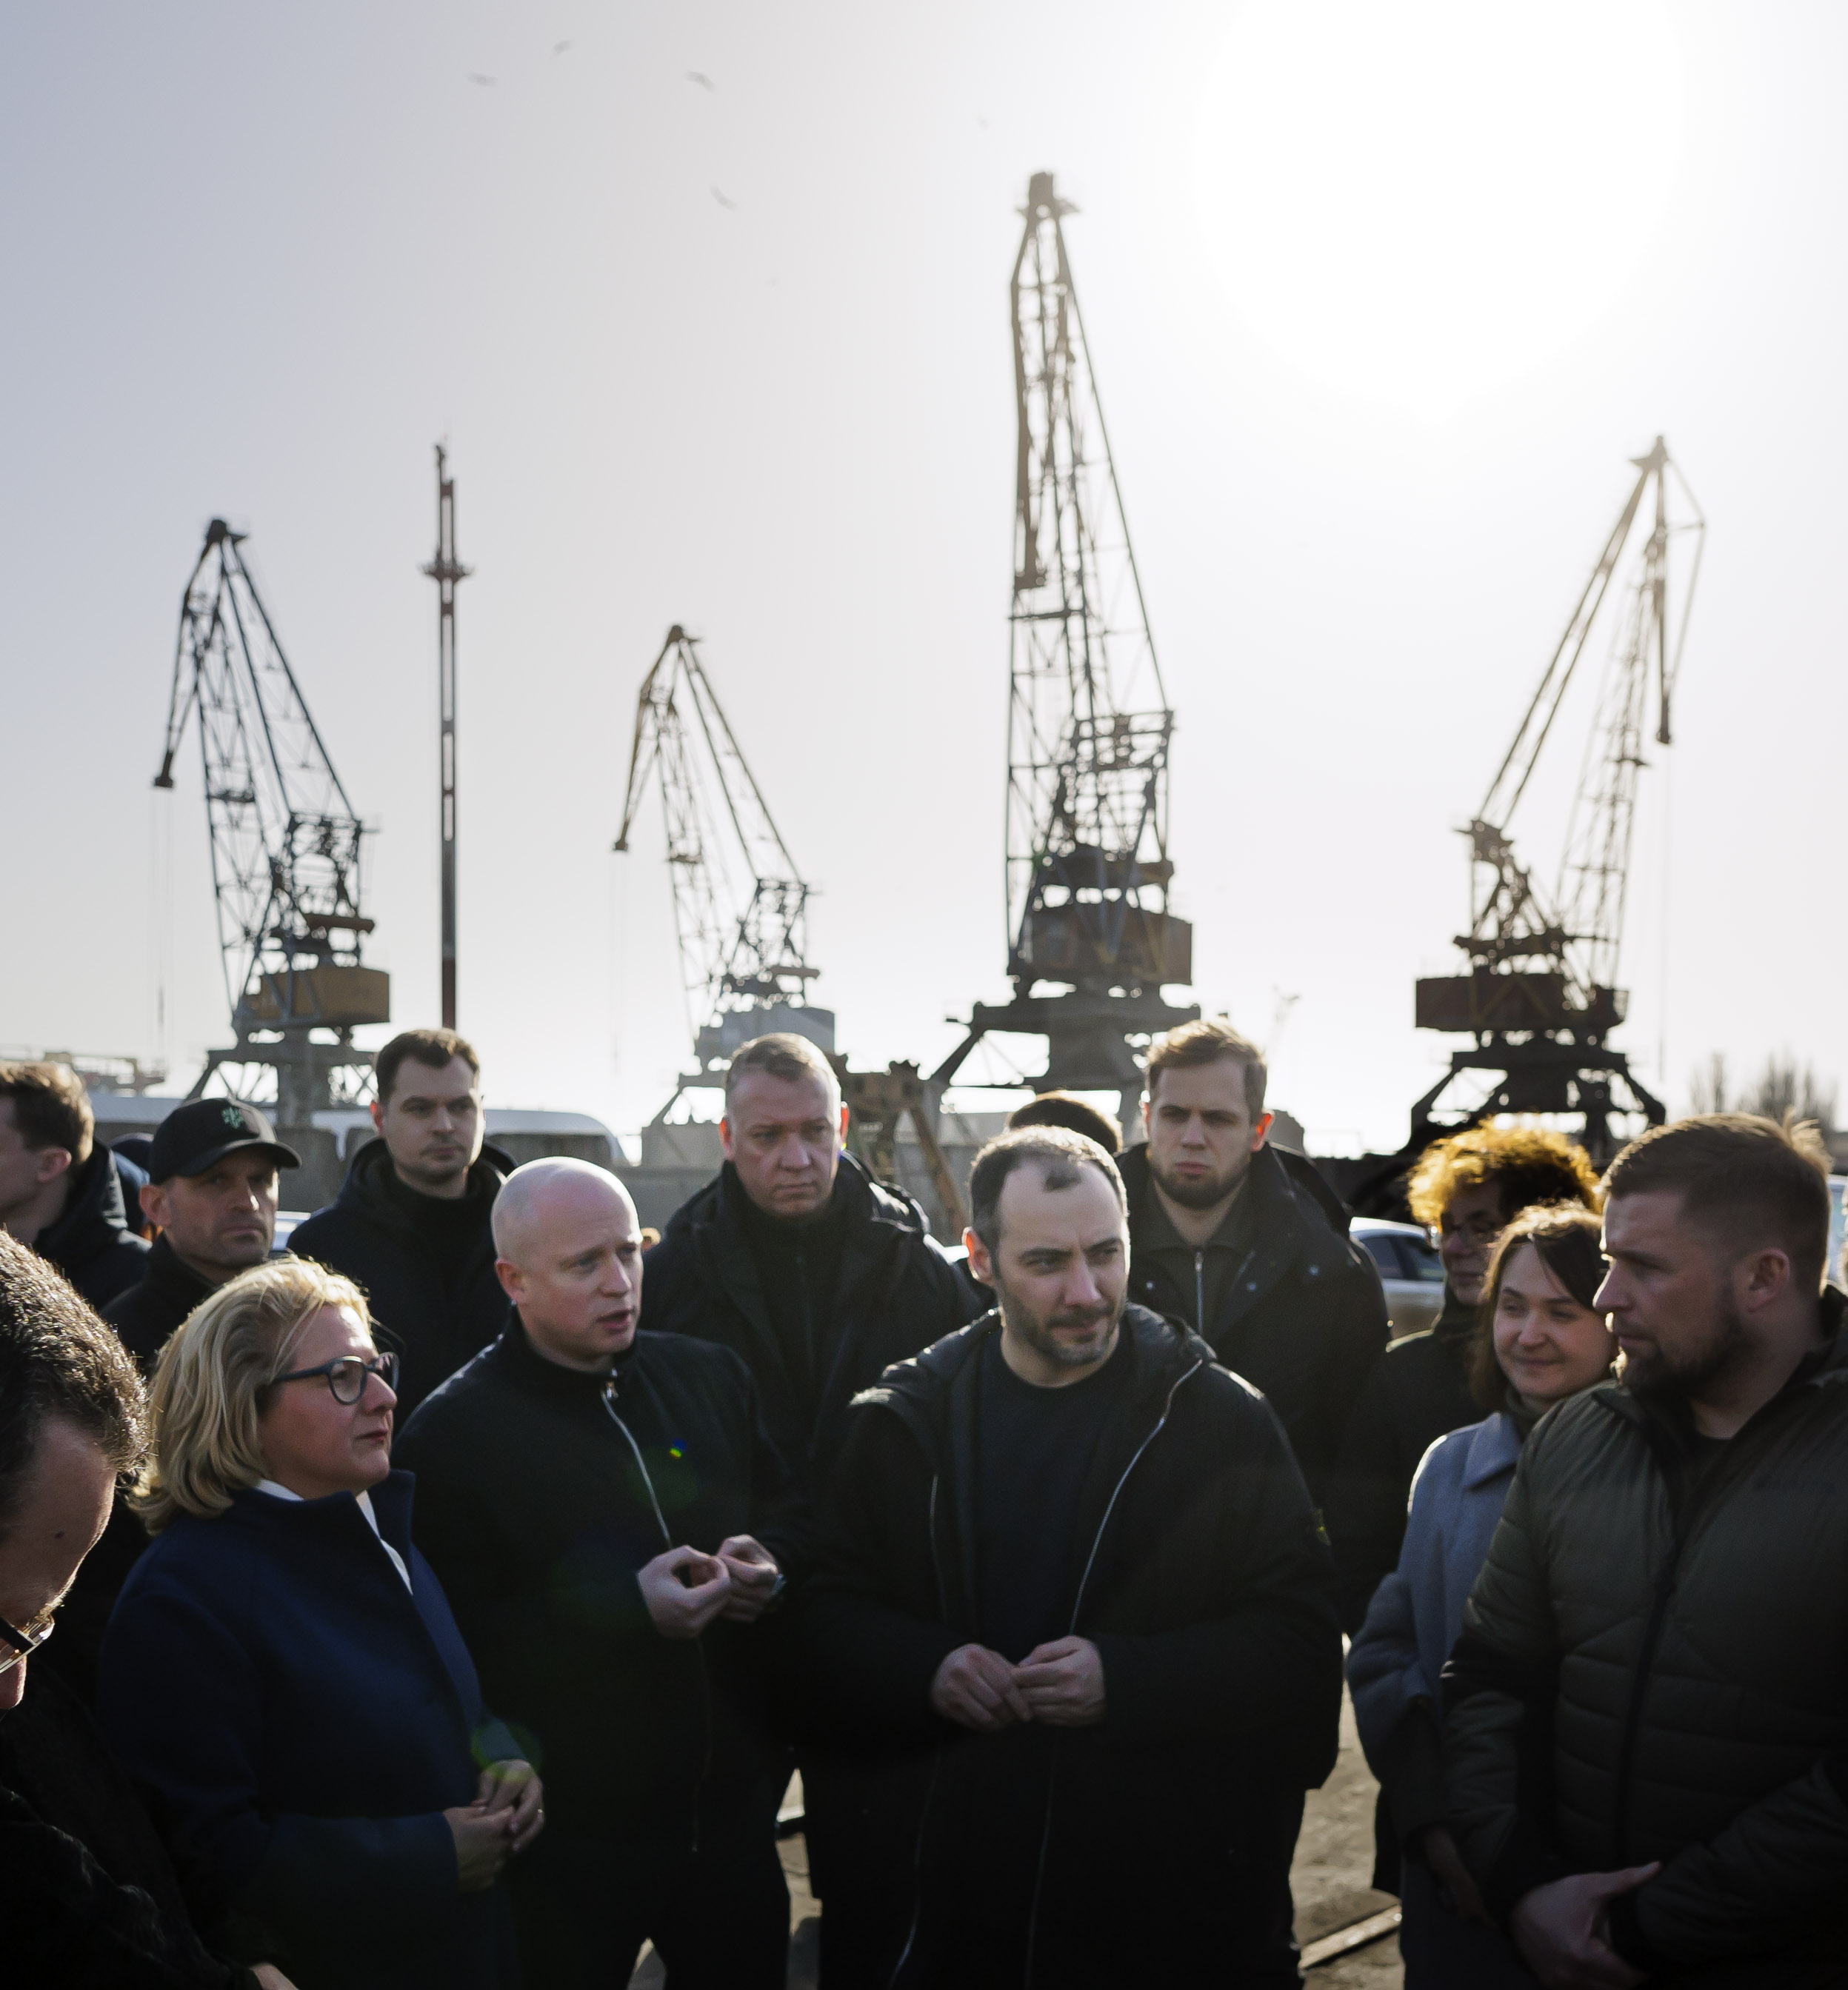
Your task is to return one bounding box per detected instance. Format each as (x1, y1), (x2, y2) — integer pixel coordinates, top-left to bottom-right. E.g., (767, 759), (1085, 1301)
(101, 1100), (300, 1367)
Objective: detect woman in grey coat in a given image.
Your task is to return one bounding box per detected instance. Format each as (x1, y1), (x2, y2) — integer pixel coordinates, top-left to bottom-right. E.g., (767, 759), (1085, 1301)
(1348, 1204), (1614, 1987)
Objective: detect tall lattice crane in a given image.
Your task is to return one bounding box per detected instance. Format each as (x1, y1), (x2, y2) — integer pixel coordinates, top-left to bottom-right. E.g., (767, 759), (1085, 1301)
(614, 625), (833, 1106)
(155, 518), (388, 1120)
(936, 170), (1197, 1129)
(1412, 438), (1704, 1159)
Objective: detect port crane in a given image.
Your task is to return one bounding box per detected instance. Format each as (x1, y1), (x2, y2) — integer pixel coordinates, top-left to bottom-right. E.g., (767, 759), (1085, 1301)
(1411, 438), (1704, 1161)
(615, 624), (833, 1098)
(154, 518), (389, 1120)
(935, 170), (1197, 1132)
(615, 625), (965, 1227)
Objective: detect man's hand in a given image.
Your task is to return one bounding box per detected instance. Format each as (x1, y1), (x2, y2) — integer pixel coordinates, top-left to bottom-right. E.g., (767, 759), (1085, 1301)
(474, 1758), (545, 1854)
(930, 1643), (1033, 1732)
(638, 1544), (732, 1640)
(1510, 1865), (1661, 1989)
(444, 1803), (514, 1891)
(1417, 1824), (1489, 1924)
(715, 1533), (782, 1622)
(1015, 1636), (1106, 1727)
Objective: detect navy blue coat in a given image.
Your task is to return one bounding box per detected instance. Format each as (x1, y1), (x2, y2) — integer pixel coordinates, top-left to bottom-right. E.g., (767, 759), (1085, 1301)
(97, 1475), (521, 1990)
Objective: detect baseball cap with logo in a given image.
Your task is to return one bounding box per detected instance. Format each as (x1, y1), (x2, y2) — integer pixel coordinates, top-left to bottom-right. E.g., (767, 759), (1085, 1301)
(148, 1099), (302, 1183)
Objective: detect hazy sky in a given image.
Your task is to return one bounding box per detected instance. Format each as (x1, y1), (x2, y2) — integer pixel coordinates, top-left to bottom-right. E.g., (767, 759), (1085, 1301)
(4, 1), (1843, 1155)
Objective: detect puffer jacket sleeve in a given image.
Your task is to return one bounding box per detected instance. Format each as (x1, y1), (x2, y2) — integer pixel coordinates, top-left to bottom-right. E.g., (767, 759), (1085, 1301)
(1606, 1757), (1848, 1971)
(1441, 1455), (1570, 1918)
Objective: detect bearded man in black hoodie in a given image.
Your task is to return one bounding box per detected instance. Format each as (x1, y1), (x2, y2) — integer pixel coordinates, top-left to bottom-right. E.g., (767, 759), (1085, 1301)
(798, 1127), (1342, 1988)
(290, 1028), (510, 1418)
(1119, 1021), (1388, 1505)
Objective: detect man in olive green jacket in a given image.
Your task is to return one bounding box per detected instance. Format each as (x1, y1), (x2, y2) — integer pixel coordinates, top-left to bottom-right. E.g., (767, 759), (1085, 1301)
(1445, 1113), (1848, 1990)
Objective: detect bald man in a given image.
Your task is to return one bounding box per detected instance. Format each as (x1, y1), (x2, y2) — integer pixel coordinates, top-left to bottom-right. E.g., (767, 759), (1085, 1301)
(396, 1159), (807, 1990)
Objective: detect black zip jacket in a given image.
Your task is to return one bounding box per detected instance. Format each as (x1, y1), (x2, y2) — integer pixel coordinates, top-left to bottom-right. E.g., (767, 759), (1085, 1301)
(795, 1305), (1343, 1985)
(396, 1319), (810, 1845)
(1, 1667), (261, 1990)
(1323, 1292), (1481, 1631)
(1120, 1142), (1387, 1504)
(102, 1235), (217, 1368)
(36, 1144), (150, 1310)
(288, 1139), (510, 1418)
(1445, 1292), (1848, 1986)
(640, 1155), (984, 1490)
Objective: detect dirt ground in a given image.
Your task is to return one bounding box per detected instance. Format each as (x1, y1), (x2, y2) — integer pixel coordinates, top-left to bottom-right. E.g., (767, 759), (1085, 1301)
(632, 1684), (1402, 1986)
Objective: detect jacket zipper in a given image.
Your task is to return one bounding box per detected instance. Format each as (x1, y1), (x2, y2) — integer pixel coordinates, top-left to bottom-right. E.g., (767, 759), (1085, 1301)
(1019, 1355), (1206, 1989)
(1194, 1251), (1204, 1333)
(888, 1473), (947, 1990)
(602, 1384), (715, 1852)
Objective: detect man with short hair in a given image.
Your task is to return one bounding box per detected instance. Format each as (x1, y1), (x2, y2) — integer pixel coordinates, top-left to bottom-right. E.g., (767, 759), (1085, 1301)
(1447, 1114), (1848, 1989)
(799, 1127), (1341, 1986)
(0, 1232), (296, 1989)
(1006, 1089), (1123, 1152)
(103, 1100), (300, 1366)
(290, 1027), (510, 1418)
(1324, 1123), (1602, 1632)
(0, 1063), (147, 1308)
(397, 1159), (804, 1989)
(641, 1032), (982, 1492)
(1121, 1019), (1387, 1502)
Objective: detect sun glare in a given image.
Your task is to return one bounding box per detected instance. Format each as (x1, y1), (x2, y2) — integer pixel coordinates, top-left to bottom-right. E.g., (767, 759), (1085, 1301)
(1196, 1), (1684, 413)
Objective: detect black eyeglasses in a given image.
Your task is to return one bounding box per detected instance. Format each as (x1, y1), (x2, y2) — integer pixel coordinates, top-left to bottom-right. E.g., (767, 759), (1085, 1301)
(267, 1351), (400, 1406)
(0, 1609), (54, 1680)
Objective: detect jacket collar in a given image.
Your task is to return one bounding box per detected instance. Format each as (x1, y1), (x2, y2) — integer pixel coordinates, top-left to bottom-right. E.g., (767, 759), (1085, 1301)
(484, 1312), (632, 1402)
(39, 1145), (134, 1262)
(144, 1232), (216, 1306)
(1461, 1411), (1524, 1490)
(1120, 1140), (1355, 1328)
(333, 1137), (513, 1238)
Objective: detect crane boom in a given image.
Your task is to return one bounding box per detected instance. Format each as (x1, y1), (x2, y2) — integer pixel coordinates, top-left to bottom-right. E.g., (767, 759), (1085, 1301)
(155, 518), (387, 1120)
(1411, 440), (1704, 1158)
(615, 625), (829, 1084)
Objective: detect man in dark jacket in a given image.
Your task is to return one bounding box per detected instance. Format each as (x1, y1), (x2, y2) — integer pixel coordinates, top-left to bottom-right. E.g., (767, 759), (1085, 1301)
(1121, 1019), (1387, 1504)
(641, 1032), (983, 1492)
(0, 1231), (292, 1990)
(104, 1099), (300, 1365)
(798, 1127), (1343, 1988)
(1324, 1125), (1601, 1632)
(398, 1158), (807, 1990)
(290, 1027), (509, 1418)
(0, 1062), (147, 1309)
(1446, 1115), (1848, 1989)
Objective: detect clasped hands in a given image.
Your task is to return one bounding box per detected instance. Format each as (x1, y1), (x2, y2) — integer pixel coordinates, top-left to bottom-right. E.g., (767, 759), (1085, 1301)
(444, 1757), (545, 1893)
(638, 1534), (782, 1639)
(929, 1637), (1105, 1731)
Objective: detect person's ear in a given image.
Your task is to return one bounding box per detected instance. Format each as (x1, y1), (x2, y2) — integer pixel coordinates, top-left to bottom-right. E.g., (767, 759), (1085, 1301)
(718, 1115), (736, 1161)
(837, 1102), (850, 1141)
(1740, 1246), (1792, 1312)
(1251, 1111), (1274, 1152)
(141, 1180), (173, 1231)
(494, 1257), (524, 1304)
(34, 1145), (73, 1189)
(964, 1227), (997, 1289)
(370, 1098), (386, 1134)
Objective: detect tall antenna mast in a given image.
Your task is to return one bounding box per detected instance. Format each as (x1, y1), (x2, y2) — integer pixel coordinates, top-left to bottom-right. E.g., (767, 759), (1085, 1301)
(936, 171), (1196, 1129)
(422, 446), (470, 1029)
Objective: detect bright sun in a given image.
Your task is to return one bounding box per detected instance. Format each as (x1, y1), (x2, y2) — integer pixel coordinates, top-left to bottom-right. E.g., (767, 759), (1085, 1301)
(1195, 0), (1684, 413)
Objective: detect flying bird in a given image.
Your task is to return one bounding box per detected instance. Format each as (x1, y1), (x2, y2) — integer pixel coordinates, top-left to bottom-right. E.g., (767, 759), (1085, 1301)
(710, 184), (738, 211)
(467, 72), (497, 85)
(686, 71), (715, 90)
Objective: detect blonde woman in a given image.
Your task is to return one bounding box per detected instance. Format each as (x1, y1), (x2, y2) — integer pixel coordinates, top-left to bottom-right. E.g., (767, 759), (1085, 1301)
(96, 1259), (540, 1990)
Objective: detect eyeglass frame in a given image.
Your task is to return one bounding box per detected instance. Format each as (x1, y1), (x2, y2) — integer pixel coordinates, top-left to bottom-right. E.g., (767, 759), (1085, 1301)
(0, 1609), (54, 1680)
(266, 1350), (400, 1406)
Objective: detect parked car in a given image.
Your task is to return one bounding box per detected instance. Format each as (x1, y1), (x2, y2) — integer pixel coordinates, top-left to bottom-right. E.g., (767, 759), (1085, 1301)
(1351, 1216), (1445, 1338)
